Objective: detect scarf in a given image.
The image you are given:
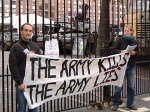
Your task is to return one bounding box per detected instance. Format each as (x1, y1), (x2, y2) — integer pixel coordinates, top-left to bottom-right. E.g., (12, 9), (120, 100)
(123, 35), (134, 40)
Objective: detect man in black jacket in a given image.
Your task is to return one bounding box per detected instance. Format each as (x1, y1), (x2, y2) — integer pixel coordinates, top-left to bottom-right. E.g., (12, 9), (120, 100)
(111, 24), (139, 111)
(9, 23), (41, 112)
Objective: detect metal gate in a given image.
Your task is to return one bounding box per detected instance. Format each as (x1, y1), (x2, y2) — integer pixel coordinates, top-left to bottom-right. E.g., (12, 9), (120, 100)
(0, 0), (150, 112)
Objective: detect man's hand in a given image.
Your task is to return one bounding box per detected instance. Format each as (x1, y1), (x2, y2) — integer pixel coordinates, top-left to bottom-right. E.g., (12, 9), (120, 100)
(18, 84), (25, 92)
(28, 51), (35, 55)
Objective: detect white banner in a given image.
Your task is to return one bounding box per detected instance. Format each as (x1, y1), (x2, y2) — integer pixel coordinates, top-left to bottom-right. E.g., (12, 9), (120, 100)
(23, 53), (130, 109)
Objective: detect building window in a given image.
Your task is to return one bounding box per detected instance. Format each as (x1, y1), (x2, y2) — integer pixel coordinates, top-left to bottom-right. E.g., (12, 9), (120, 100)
(45, 4), (48, 10)
(12, 1), (16, 4)
(45, 11), (48, 18)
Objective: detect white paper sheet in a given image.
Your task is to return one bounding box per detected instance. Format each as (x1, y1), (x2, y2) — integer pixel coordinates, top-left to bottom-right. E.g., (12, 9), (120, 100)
(126, 45), (137, 52)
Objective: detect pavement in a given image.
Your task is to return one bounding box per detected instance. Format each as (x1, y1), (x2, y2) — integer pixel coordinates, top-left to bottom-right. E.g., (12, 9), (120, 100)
(66, 93), (150, 112)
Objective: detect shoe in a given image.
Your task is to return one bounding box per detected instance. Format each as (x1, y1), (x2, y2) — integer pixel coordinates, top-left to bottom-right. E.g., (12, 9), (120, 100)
(126, 106), (137, 110)
(111, 106), (118, 111)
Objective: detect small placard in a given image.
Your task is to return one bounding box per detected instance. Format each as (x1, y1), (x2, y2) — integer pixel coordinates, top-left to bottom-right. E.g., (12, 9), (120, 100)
(72, 38), (87, 56)
(45, 39), (59, 58)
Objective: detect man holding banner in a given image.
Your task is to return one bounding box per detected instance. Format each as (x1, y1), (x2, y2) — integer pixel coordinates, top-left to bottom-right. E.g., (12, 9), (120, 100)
(111, 24), (139, 111)
(9, 23), (41, 112)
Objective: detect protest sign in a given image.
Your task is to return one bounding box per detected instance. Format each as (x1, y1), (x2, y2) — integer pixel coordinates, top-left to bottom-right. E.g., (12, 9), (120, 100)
(45, 39), (59, 58)
(24, 53), (130, 109)
(72, 38), (87, 56)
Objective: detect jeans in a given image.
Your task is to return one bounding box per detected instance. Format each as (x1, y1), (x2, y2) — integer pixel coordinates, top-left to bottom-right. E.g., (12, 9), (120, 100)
(113, 63), (135, 107)
(16, 85), (38, 112)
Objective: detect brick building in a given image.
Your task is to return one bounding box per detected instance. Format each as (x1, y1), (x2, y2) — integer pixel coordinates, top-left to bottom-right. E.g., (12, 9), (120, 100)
(0, 0), (126, 24)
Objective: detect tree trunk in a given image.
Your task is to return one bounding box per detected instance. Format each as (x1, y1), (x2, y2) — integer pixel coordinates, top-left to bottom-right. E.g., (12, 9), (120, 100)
(97, 0), (111, 102)
(97, 0), (110, 57)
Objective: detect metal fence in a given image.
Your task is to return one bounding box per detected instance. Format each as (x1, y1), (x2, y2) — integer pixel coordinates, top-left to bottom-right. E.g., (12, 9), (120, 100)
(0, 0), (150, 112)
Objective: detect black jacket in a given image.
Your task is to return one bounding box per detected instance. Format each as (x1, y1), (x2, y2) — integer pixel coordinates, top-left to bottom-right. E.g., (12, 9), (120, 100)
(111, 36), (139, 66)
(9, 39), (41, 85)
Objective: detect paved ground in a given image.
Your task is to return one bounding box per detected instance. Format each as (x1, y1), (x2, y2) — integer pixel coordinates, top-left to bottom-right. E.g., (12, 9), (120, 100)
(66, 93), (150, 112)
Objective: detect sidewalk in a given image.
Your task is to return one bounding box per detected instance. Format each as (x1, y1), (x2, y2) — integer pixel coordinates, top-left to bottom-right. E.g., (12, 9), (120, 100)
(67, 93), (150, 112)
